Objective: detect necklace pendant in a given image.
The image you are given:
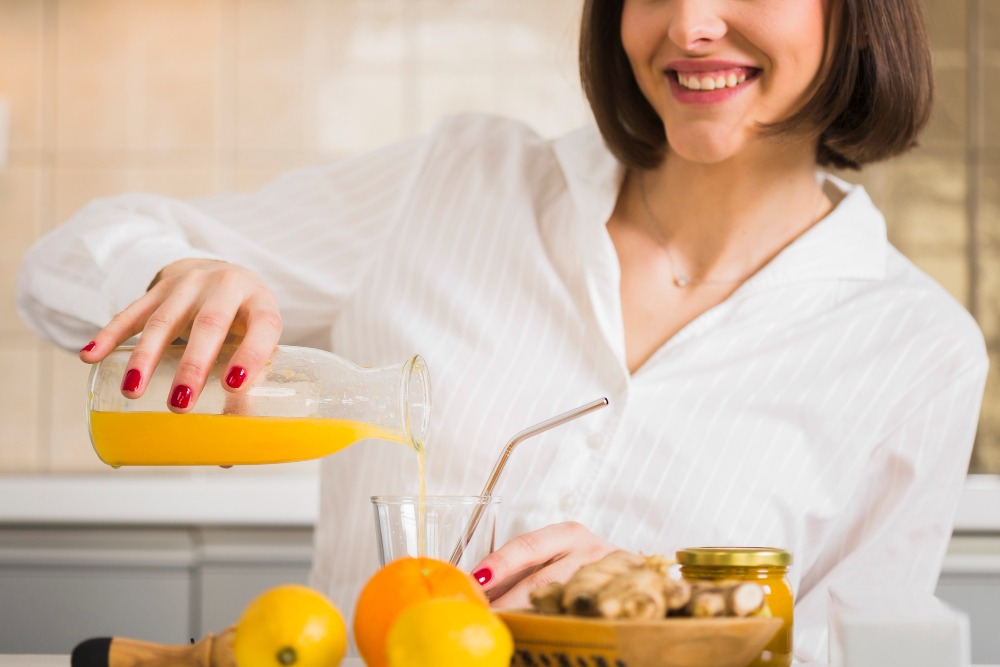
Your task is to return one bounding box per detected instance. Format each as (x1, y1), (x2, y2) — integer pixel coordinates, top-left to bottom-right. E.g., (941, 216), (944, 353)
(674, 275), (691, 288)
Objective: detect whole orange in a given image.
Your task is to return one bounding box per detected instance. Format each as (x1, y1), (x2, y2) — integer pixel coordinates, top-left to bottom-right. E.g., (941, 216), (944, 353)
(353, 557), (488, 667)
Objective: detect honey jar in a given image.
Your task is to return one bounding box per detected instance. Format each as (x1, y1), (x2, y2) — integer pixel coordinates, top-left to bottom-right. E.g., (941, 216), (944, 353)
(677, 547), (794, 667)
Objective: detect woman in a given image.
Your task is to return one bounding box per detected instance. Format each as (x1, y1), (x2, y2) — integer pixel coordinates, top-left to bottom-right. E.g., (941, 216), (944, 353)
(16, 0), (986, 661)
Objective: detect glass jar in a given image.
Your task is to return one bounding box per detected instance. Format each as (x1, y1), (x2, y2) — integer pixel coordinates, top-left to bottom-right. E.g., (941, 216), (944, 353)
(87, 345), (430, 467)
(677, 547), (793, 667)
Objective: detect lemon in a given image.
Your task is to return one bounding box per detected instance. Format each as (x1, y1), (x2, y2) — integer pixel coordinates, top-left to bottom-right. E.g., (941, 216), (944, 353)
(386, 598), (513, 667)
(233, 584), (347, 667)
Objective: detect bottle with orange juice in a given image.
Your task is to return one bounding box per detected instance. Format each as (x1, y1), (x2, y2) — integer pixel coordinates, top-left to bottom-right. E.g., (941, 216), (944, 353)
(87, 345), (430, 467)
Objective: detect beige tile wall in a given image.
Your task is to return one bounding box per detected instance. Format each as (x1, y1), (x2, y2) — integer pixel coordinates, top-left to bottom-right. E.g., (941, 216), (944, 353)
(0, 0), (997, 474)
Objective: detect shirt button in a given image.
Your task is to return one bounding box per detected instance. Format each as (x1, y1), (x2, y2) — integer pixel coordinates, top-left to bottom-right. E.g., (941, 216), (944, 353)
(586, 433), (603, 450)
(559, 493), (576, 512)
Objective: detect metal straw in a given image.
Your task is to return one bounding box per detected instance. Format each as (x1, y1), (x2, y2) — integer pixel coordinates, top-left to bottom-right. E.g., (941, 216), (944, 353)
(448, 397), (610, 566)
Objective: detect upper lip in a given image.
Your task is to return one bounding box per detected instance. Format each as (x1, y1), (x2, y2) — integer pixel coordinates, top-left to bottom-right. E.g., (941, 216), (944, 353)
(665, 59), (760, 73)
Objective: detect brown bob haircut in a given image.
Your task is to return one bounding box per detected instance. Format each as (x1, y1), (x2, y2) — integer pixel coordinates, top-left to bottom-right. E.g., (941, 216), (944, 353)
(580, 0), (934, 171)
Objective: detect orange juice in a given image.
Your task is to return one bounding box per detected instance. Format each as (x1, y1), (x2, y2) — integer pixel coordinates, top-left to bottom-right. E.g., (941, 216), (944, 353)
(416, 443), (427, 556)
(89, 411), (412, 467)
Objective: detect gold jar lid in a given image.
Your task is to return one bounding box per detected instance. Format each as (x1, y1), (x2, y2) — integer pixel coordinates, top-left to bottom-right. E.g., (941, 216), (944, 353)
(676, 547), (792, 567)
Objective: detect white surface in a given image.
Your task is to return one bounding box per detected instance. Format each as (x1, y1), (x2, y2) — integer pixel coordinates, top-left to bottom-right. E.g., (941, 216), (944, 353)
(829, 586), (970, 667)
(0, 472), (319, 525)
(2, 472), (997, 529)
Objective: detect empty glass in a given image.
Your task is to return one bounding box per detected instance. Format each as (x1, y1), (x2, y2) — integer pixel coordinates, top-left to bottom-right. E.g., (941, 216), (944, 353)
(371, 495), (500, 570)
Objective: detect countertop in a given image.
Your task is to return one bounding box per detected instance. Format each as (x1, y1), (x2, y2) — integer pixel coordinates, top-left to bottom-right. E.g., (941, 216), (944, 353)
(0, 659), (364, 667)
(2, 657), (997, 667)
(0, 470), (319, 526)
(0, 472), (998, 530)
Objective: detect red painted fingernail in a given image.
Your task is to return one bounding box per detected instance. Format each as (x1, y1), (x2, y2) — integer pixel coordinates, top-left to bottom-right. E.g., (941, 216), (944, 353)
(226, 366), (247, 389)
(81, 341), (96, 353)
(170, 384), (192, 409)
(122, 368), (141, 393)
(473, 568), (493, 586)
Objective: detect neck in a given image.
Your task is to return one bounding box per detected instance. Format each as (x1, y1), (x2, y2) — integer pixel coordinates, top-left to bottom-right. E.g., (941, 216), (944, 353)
(632, 142), (829, 285)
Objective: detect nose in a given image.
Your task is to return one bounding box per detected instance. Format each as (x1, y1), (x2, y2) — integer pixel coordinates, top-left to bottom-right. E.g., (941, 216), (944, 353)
(667, 0), (728, 51)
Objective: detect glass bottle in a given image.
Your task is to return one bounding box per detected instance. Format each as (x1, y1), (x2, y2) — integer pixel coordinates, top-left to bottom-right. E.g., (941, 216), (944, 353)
(87, 345), (430, 467)
(677, 547), (794, 667)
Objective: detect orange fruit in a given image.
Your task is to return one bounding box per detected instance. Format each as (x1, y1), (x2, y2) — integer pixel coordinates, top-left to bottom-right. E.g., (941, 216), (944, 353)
(386, 598), (513, 667)
(233, 584), (347, 667)
(353, 557), (488, 667)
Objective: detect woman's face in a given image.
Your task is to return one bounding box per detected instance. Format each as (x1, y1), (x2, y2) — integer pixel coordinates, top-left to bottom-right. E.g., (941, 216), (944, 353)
(621, 0), (830, 165)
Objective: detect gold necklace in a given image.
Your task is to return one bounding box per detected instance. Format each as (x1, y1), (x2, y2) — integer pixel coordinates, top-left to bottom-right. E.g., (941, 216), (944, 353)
(637, 171), (825, 288)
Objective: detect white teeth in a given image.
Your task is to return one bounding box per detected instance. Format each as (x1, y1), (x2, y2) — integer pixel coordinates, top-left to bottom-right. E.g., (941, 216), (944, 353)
(676, 70), (751, 91)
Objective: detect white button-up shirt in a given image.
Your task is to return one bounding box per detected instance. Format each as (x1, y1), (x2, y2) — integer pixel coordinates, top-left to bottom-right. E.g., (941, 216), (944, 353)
(17, 114), (988, 663)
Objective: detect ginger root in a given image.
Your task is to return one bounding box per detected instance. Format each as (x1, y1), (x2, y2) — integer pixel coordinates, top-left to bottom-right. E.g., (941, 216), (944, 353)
(684, 579), (767, 617)
(528, 581), (565, 615)
(561, 550), (646, 616)
(528, 550), (767, 621)
(596, 567), (668, 619)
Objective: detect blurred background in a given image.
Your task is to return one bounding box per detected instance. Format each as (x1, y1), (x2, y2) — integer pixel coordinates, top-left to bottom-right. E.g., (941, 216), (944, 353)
(1, 0), (594, 475)
(0, 0), (999, 659)
(0, 0), (998, 475)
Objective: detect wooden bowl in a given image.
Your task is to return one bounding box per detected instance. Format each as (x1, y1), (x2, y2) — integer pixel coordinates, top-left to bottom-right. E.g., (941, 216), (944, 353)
(497, 610), (783, 667)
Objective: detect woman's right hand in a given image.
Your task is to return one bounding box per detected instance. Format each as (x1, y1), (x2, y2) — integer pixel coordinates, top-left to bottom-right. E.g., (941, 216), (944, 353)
(78, 259), (283, 413)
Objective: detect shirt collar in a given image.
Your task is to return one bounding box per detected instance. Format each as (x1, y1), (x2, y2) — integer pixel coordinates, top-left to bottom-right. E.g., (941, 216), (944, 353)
(551, 124), (624, 230)
(736, 174), (888, 296)
(552, 126), (889, 291)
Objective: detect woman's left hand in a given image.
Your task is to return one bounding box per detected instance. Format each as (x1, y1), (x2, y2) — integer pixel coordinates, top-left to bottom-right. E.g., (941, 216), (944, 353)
(472, 521), (618, 608)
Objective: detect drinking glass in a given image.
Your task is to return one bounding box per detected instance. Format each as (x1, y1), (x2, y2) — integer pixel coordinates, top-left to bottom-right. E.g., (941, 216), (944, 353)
(371, 495), (500, 570)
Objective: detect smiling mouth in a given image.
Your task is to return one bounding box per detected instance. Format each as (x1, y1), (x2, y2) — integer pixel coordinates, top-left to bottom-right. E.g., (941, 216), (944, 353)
(672, 68), (760, 91)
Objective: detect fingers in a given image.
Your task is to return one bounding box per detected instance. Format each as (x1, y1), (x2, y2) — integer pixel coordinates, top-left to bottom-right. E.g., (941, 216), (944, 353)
(79, 279), (195, 401)
(78, 287), (169, 365)
(163, 268), (281, 413)
(472, 522), (615, 607)
(164, 294), (240, 413)
(218, 291), (283, 393)
(131, 282), (211, 405)
(79, 260), (283, 413)
(488, 567), (565, 609)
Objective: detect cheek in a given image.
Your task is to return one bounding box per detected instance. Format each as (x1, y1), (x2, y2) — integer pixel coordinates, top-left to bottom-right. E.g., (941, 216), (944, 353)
(759, 5), (828, 91)
(787, 1), (829, 77)
(619, 2), (662, 70)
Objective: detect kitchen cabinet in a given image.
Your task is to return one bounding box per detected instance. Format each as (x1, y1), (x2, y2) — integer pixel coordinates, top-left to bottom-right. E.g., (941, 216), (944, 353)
(936, 535), (1000, 665)
(0, 526), (312, 654)
(195, 528), (313, 634)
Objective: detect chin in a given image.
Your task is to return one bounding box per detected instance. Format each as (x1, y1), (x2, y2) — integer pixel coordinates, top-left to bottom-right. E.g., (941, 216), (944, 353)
(665, 138), (743, 166)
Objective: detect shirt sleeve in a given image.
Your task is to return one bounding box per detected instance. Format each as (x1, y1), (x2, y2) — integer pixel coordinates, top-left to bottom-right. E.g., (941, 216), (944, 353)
(791, 360), (988, 663)
(16, 135), (428, 350)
